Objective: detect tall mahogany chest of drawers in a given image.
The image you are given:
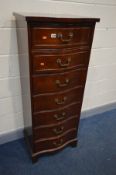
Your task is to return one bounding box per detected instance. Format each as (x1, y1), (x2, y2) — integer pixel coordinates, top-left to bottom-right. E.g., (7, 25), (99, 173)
(14, 13), (100, 162)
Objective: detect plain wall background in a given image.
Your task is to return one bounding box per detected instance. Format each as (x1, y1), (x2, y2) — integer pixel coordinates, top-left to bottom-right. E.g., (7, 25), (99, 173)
(0, 0), (116, 136)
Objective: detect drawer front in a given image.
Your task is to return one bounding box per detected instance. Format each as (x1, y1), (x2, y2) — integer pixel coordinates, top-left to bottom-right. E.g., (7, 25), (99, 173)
(32, 69), (87, 94)
(32, 51), (90, 73)
(33, 87), (84, 112)
(34, 129), (77, 153)
(34, 117), (78, 140)
(31, 27), (92, 49)
(33, 102), (81, 126)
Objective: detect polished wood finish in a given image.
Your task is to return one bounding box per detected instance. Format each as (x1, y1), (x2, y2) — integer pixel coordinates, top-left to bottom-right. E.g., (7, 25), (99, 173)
(33, 87), (84, 112)
(14, 13), (100, 162)
(32, 69), (87, 94)
(31, 27), (93, 49)
(34, 129), (77, 153)
(25, 15), (100, 23)
(33, 102), (81, 126)
(34, 117), (78, 140)
(32, 50), (90, 73)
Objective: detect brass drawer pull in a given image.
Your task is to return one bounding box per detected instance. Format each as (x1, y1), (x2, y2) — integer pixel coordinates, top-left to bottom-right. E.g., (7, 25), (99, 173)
(57, 57), (71, 67)
(57, 32), (73, 42)
(56, 79), (69, 87)
(53, 126), (64, 135)
(55, 97), (67, 105)
(54, 112), (66, 121)
(53, 139), (63, 147)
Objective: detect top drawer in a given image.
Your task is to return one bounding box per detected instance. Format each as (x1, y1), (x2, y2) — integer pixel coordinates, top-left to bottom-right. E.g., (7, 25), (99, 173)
(31, 27), (93, 49)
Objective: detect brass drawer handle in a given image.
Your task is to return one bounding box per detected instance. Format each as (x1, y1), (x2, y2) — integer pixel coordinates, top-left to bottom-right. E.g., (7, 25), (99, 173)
(57, 57), (71, 67)
(53, 126), (64, 135)
(54, 112), (66, 121)
(56, 79), (69, 87)
(53, 139), (63, 147)
(55, 97), (67, 105)
(58, 32), (73, 42)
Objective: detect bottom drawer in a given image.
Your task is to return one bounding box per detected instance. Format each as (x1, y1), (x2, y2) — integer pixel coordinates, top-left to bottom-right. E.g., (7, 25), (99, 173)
(34, 129), (77, 153)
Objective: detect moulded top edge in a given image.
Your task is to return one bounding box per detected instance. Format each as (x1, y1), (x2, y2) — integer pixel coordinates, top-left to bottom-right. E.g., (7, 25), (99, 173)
(13, 12), (100, 23)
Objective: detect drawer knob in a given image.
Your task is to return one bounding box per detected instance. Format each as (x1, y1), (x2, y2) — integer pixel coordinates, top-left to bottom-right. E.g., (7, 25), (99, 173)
(58, 32), (73, 42)
(54, 112), (66, 121)
(57, 57), (71, 67)
(56, 79), (69, 87)
(53, 139), (63, 147)
(55, 97), (67, 105)
(53, 126), (64, 135)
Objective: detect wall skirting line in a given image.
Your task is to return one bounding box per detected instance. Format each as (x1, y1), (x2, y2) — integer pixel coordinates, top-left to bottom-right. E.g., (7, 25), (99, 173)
(0, 128), (24, 145)
(0, 102), (116, 145)
(81, 102), (116, 118)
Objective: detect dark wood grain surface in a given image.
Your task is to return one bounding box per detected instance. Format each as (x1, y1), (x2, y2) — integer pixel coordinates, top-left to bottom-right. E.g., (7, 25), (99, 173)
(32, 69), (87, 94)
(33, 102), (81, 126)
(31, 27), (93, 49)
(33, 86), (84, 112)
(33, 117), (78, 140)
(34, 129), (77, 153)
(14, 13), (100, 162)
(32, 50), (90, 73)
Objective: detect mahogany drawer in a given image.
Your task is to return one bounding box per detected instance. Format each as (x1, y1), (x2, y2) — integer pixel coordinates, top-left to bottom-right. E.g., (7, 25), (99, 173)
(32, 51), (90, 73)
(33, 86), (84, 112)
(32, 69), (87, 94)
(33, 117), (78, 140)
(31, 27), (92, 49)
(34, 129), (77, 153)
(33, 102), (81, 126)
(15, 13), (100, 162)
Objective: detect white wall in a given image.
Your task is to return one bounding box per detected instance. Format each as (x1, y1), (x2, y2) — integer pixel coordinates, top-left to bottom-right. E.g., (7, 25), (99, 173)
(0, 0), (116, 135)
